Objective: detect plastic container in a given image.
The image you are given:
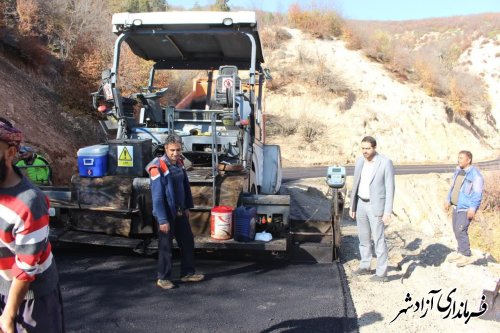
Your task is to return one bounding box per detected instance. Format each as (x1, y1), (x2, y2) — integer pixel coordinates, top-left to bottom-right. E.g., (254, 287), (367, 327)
(77, 145), (109, 177)
(234, 206), (256, 242)
(210, 206), (233, 240)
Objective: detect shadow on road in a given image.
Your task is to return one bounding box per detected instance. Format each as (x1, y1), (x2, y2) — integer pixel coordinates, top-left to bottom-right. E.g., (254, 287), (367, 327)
(203, 260), (290, 280)
(260, 316), (358, 333)
(358, 311), (384, 328)
(393, 241), (452, 281)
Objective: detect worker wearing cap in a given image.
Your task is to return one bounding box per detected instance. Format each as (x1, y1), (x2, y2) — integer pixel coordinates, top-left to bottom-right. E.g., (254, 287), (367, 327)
(16, 146), (52, 185)
(0, 117), (65, 332)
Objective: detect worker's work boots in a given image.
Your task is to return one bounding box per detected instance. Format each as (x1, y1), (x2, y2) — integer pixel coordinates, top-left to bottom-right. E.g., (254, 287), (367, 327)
(455, 255), (475, 268)
(157, 279), (175, 289)
(180, 273), (205, 282)
(352, 268), (371, 276)
(447, 252), (462, 263)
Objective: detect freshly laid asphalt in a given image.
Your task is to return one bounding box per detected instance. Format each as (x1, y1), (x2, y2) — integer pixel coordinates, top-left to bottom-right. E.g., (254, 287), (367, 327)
(55, 245), (358, 333)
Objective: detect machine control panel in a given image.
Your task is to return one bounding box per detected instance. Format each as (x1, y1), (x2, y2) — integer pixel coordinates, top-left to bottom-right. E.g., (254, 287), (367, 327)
(326, 166), (346, 188)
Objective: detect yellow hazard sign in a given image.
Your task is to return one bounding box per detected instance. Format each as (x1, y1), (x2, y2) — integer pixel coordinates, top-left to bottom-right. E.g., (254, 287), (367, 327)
(117, 145), (133, 167)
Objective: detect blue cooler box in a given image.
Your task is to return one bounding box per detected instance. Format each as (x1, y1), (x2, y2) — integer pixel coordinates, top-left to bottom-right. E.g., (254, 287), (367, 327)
(77, 145), (109, 177)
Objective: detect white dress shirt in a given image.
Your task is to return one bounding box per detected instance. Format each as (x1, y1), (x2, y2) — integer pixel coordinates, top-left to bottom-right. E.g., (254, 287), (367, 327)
(358, 156), (377, 200)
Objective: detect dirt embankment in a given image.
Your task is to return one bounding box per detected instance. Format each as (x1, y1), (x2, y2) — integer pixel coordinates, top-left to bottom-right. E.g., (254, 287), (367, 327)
(0, 55), (104, 184)
(265, 29), (500, 167)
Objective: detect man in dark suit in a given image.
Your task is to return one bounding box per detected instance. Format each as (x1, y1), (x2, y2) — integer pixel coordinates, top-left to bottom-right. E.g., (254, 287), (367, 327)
(349, 136), (395, 282)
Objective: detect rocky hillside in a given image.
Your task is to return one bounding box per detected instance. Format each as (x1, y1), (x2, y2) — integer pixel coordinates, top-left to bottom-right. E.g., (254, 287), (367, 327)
(0, 55), (104, 184)
(264, 28), (499, 166)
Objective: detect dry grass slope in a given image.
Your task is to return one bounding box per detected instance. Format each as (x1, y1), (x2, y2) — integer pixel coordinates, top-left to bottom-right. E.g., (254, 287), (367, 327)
(260, 7), (499, 164)
(342, 14), (500, 122)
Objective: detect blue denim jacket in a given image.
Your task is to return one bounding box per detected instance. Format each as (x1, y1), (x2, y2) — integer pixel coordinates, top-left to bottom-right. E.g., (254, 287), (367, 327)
(147, 156), (194, 225)
(447, 165), (483, 212)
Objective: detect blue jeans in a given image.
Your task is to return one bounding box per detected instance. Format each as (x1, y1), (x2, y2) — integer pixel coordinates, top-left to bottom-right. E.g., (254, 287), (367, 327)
(157, 214), (196, 280)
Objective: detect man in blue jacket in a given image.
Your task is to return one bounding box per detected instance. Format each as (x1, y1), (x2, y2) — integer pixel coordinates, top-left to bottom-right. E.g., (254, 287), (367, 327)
(148, 134), (204, 289)
(445, 150), (484, 268)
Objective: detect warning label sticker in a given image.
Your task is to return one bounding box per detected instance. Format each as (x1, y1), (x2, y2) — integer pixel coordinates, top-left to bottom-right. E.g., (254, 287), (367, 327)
(117, 145), (133, 167)
(222, 78), (233, 91)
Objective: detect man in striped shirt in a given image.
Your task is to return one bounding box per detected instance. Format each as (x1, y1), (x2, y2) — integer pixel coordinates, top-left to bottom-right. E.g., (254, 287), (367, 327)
(0, 117), (64, 332)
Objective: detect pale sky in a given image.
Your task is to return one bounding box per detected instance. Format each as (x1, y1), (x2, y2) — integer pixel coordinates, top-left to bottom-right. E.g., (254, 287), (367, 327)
(167, 0), (500, 20)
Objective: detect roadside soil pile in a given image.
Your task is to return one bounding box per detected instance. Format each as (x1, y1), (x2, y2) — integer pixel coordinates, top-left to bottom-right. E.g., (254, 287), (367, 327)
(281, 172), (499, 332)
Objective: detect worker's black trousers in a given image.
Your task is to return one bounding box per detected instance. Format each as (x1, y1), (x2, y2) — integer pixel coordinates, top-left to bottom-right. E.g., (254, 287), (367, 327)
(157, 214), (196, 280)
(0, 285), (65, 333)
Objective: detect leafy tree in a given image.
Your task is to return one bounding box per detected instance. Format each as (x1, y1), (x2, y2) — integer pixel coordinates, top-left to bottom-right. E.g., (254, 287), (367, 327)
(192, 2), (202, 10)
(110, 0), (168, 13)
(211, 0), (230, 12)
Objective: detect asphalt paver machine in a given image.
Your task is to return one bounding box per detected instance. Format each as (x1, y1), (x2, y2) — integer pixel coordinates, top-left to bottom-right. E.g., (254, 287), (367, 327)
(45, 11), (293, 254)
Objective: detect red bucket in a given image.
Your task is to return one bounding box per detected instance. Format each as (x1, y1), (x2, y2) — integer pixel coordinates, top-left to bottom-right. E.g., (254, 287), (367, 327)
(210, 206), (233, 240)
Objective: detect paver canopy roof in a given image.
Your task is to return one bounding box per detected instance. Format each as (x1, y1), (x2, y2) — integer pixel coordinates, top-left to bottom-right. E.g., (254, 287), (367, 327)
(112, 11), (264, 67)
